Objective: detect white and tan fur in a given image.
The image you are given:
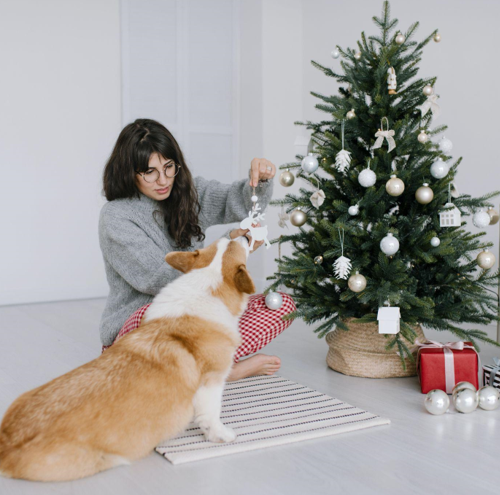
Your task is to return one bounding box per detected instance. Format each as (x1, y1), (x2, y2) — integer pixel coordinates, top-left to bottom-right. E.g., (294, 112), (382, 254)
(0, 236), (254, 481)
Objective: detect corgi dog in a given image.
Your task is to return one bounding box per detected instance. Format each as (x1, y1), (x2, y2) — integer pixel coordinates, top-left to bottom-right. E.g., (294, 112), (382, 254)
(0, 236), (254, 481)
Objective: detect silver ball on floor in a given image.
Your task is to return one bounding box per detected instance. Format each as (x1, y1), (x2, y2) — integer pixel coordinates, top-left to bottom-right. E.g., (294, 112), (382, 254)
(478, 386), (500, 411)
(424, 389), (449, 415)
(265, 291), (283, 310)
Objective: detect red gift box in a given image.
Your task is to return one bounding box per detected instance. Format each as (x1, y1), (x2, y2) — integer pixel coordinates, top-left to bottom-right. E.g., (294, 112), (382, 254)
(416, 341), (479, 394)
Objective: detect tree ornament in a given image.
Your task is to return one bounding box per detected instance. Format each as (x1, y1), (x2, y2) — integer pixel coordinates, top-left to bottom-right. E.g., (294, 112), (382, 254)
(348, 271), (367, 292)
(354, 51), (361, 60)
(452, 381), (476, 398)
(310, 189), (325, 209)
(333, 229), (352, 280)
(478, 386), (500, 411)
(439, 200), (461, 227)
(385, 175), (405, 196)
(430, 236), (441, 247)
(335, 120), (351, 173)
(424, 389), (449, 415)
(423, 84), (433, 96)
(453, 388), (479, 414)
(415, 183), (434, 204)
(419, 94), (441, 119)
(477, 249), (496, 269)
(377, 306), (400, 334)
(240, 190), (271, 249)
(373, 117), (396, 152)
(348, 204), (359, 216)
(346, 109), (356, 119)
(430, 157), (449, 179)
(279, 168), (295, 187)
(314, 255), (324, 265)
(380, 233), (399, 256)
(387, 66), (397, 94)
(290, 207), (307, 227)
(278, 205), (290, 229)
(251, 194), (259, 202)
(487, 206), (499, 225)
(395, 32), (405, 44)
(358, 166), (376, 188)
(433, 33), (442, 43)
(265, 291), (283, 310)
(439, 136), (453, 153)
(417, 130), (429, 144)
(473, 209), (491, 228)
(301, 153), (319, 174)
(331, 48), (340, 59)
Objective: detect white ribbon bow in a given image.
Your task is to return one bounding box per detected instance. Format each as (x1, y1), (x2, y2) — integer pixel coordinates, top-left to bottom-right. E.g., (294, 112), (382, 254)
(419, 94), (441, 119)
(310, 189), (325, 208)
(373, 129), (396, 152)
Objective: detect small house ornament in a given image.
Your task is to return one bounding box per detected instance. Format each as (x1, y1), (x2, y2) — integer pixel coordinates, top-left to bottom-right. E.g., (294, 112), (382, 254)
(439, 203), (461, 227)
(377, 307), (401, 334)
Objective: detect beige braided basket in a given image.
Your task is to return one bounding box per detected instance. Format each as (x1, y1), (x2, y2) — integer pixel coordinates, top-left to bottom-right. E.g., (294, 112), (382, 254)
(326, 318), (426, 378)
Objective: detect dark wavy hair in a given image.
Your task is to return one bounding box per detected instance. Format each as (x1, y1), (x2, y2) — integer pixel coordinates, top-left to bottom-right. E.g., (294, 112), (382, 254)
(103, 118), (205, 249)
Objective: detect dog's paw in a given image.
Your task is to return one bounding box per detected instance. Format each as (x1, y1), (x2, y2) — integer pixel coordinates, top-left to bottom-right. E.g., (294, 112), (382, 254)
(205, 423), (237, 444)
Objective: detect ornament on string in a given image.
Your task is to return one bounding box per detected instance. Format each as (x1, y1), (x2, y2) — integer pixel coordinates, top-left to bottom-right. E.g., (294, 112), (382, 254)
(372, 117), (396, 153)
(430, 157), (449, 179)
(424, 389), (449, 415)
(477, 249), (496, 269)
(348, 204), (359, 216)
(309, 176), (325, 209)
(430, 236), (441, 247)
(487, 206), (499, 225)
(433, 32), (441, 43)
(331, 47), (340, 59)
(348, 271), (367, 292)
(417, 130), (429, 144)
(290, 207), (307, 227)
(265, 238), (285, 310)
(278, 205), (290, 229)
(239, 188), (271, 250)
(346, 109), (356, 120)
(395, 32), (405, 44)
(386, 174), (405, 196)
(380, 233), (399, 256)
(301, 153), (319, 174)
(415, 183), (434, 204)
(333, 228), (352, 280)
(387, 66), (397, 94)
(419, 94), (441, 120)
(439, 190), (461, 227)
(439, 136), (453, 153)
(358, 160), (377, 188)
(473, 209), (491, 228)
(279, 168), (295, 187)
(335, 120), (351, 172)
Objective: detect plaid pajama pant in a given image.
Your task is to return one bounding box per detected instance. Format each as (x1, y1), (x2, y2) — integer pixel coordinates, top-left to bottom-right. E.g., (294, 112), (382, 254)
(102, 292), (296, 362)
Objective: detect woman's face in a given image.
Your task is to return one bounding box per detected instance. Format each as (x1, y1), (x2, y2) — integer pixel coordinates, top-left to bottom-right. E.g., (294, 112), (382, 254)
(136, 153), (176, 201)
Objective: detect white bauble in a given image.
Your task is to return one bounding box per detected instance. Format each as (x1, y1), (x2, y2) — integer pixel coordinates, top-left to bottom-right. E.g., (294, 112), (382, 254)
(452, 381), (476, 399)
(395, 33), (405, 44)
(358, 168), (377, 188)
(477, 249), (496, 269)
(423, 84), (434, 96)
(380, 233), (399, 256)
(301, 153), (319, 174)
(424, 389), (449, 415)
(430, 237), (441, 247)
(417, 130), (428, 144)
(473, 209), (491, 228)
(434, 33), (442, 43)
(453, 388), (479, 414)
(348, 272), (367, 292)
(478, 386), (500, 411)
(430, 158), (449, 179)
(415, 183), (434, 204)
(265, 291), (283, 310)
(439, 136), (453, 153)
(348, 205), (359, 216)
(331, 48), (340, 59)
(385, 175), (405, 196)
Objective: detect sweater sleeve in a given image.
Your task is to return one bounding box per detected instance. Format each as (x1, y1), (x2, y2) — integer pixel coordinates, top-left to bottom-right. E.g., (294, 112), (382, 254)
(194, 176), (274, 229)
(99, 210), (181, 296)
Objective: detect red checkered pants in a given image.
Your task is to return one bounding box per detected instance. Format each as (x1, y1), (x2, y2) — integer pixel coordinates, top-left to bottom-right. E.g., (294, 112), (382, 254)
(102, 292), (296, 362)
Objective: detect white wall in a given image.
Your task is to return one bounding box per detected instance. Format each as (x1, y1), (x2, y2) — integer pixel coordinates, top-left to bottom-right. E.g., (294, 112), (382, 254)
(0, 0), (121, 305)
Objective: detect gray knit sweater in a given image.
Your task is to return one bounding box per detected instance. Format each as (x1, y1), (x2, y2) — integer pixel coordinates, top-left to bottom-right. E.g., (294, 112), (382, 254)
(98, 175), (274, 346)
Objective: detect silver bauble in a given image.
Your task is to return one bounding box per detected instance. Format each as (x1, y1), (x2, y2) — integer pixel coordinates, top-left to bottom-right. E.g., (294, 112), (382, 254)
(331, 48), (340, 59)
(358, 168), (377, 188)
(346, 109), (356, 120)
(430, 158), (449, 179)
(354, 52), (361, 60)
(380, 233), (399, 256)
(290, 207), (307, 227)
(348, 205), (359, 216)
(487, 207), (499, 225)
(395, 33), (405, 45)
(265, 291), (283, 310)
(385, 175), (405, 196)
(423, 84), (434, 96)
(452, 381), (477, 399)
(301, 153), (319, 174)
(439, 136), (453, 153)
(424, 389), (450, 415)
(430, 236), (441, 247)
(453, 388), (479, 414)
(417, 130), (429, 144)
(434, 33), (442, 43)
(473, 209), (491, 228)
(415, 183), (434, 204)
(348, 271), (367, 292)
(314, 255), (324, 265)
(279, 169), (295, 187)
(477, 249), (496, 269)
(478, 386), (500, 411)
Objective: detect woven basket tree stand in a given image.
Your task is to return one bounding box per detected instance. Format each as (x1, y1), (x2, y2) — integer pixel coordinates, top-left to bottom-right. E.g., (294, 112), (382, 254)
(326, 318), (426, 378)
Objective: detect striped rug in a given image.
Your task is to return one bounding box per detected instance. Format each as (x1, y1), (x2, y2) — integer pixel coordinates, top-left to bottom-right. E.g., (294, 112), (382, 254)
(156, 375), (390, 464)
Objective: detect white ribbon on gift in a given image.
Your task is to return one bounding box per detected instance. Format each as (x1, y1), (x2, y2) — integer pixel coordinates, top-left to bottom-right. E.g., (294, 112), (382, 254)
(372, 117), (396, 153)
(487, 357), (500, 386)
(411, 339), (482, 394)
(419, 94), (441, 119)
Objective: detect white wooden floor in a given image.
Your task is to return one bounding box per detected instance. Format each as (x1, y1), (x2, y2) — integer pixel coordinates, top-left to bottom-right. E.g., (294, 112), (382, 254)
(0, 298), (498, 495)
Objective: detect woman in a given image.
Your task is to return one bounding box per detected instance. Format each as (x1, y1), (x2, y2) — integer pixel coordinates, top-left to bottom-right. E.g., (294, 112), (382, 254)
(99, 119), (296, 381)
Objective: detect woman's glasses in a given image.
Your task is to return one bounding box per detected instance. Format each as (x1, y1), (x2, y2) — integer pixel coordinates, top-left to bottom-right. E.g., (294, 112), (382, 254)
(137, 162), (181, 183)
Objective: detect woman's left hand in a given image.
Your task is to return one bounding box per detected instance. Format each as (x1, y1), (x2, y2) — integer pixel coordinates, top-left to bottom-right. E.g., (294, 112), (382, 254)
(249, 158), (276, 187)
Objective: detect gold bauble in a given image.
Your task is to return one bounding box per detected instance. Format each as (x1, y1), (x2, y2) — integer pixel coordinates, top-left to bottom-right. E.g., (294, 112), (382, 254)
(477, 249), (496, 269)
(279, 169), (295, 187)
(417, 130), (429, 144)
(395, 33), (405, 45)
(314, 255), (324, 265)
(434, 33), (441, 43)
(385, 175), (405, 197)
(487, 207), (499, 225)
(415, 183), (434, 204)
(348, 271), (367, 292)
(354, 52), (361, 60)
(290, 207), (307, 227)
(346, 109), (356, 119)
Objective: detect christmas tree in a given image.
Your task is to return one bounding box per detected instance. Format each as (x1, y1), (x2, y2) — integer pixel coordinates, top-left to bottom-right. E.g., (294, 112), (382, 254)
(267, 1), (500, 363)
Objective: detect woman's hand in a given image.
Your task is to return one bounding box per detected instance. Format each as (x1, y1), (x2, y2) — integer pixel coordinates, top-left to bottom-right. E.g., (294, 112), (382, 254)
(249, 158), (276, 187)
(230, 224), (264, 253)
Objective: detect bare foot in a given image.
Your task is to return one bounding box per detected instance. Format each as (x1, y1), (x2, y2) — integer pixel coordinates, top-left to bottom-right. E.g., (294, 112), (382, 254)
(227, 354), (281, 382)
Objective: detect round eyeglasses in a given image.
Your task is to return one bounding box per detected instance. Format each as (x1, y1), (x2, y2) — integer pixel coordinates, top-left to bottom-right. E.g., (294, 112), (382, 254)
(137, 162), (181, 183)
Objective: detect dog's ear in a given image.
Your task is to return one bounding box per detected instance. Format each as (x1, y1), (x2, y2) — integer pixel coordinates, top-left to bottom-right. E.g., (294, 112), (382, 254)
(165, 250), (200, 273)
(234, 264), (256, 294)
